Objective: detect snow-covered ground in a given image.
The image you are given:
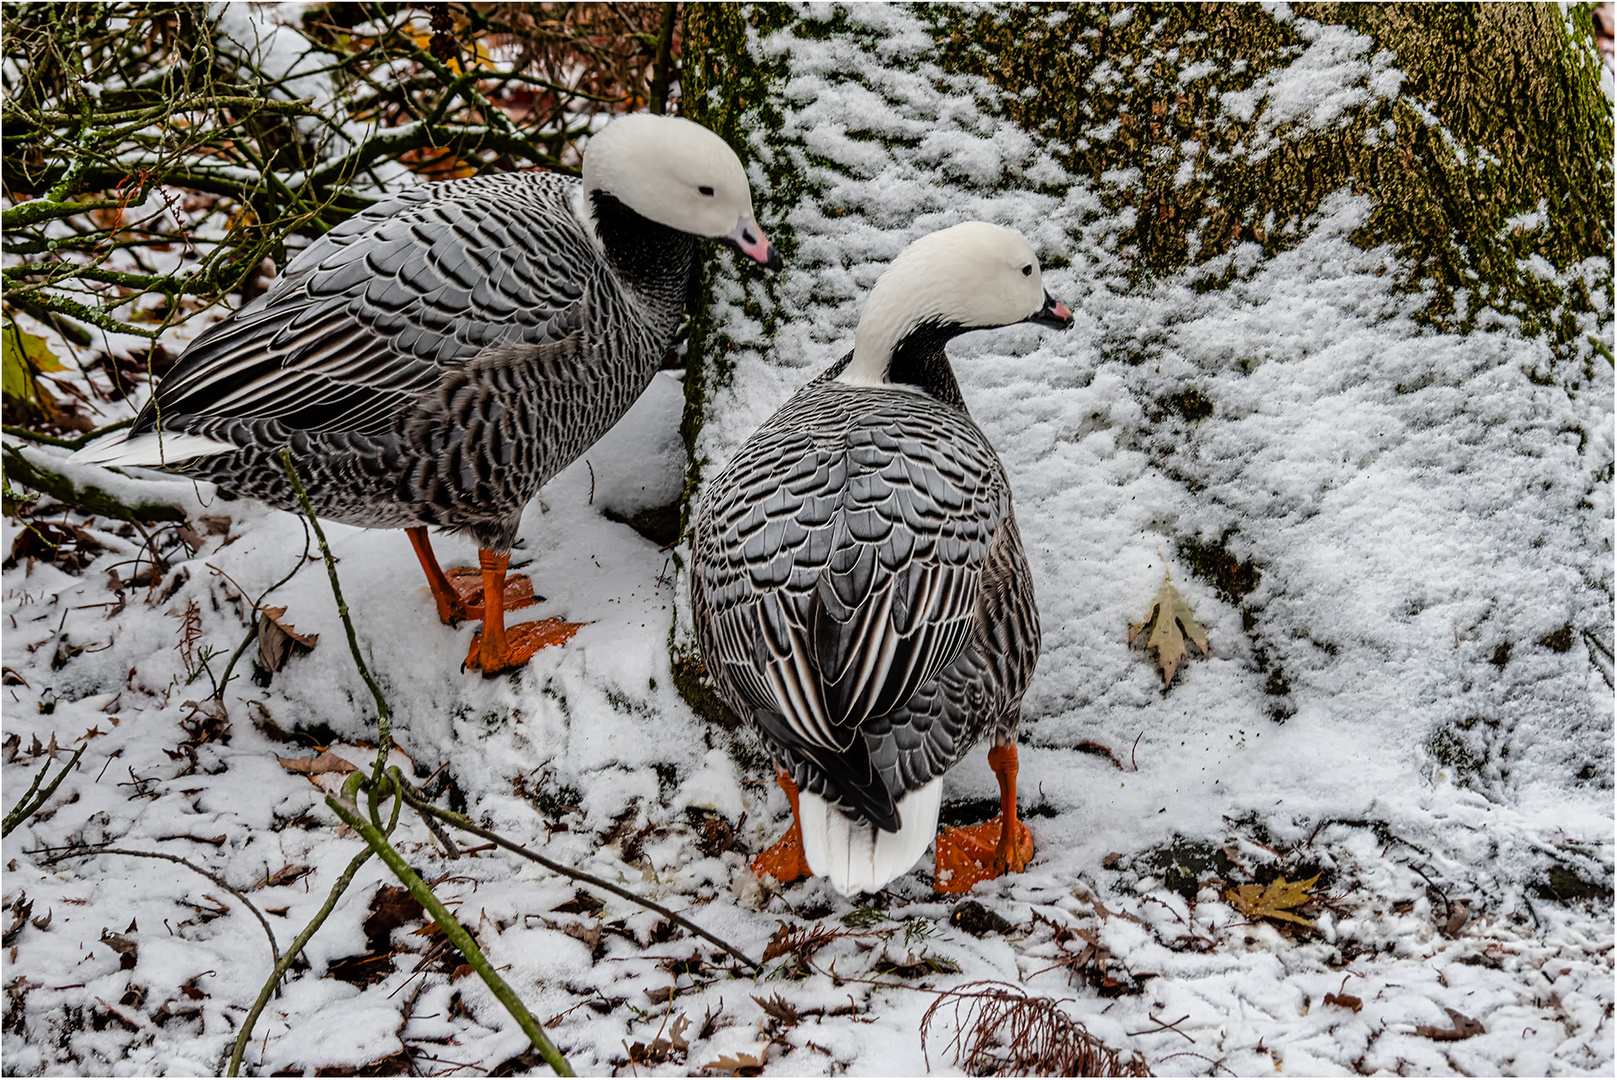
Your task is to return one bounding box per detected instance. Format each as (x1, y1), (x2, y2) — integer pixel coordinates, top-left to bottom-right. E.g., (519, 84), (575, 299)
(3, 3), (1612, 1077)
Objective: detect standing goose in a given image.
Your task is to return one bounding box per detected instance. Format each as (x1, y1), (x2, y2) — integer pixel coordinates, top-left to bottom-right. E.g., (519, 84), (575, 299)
(74, 114), (779, 673)
(692, 222), (1072, 896)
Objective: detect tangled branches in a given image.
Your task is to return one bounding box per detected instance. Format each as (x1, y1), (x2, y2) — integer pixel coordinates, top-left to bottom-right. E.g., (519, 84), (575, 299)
(920, 980), (1153, 1077)
(1, 2), (678, 427)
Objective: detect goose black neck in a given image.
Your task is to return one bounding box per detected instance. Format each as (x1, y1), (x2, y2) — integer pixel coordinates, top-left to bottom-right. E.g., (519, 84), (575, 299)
(590, 190), (699, 311)
(887, 320), (968, 410)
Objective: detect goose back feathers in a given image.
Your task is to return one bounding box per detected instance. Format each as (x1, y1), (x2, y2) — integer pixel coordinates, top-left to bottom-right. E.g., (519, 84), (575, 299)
(74, 115), (775, 553)
(692, 222), (1069, 894)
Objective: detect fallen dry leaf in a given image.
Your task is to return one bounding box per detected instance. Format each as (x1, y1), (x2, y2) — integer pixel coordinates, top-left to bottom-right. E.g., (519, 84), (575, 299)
(1225, 874), (1321, 929)
(1129, 576), (1209, 688)
(625, 1013), (692, 1066)
(1323, 991), (1363, 1012)
(277, 751), (357, 777)
(701, 1045), (768, 1075)
(753, 992), (800, 1026)
(1414, 1007), (1485, 1041)
(257, 606), (318, 676)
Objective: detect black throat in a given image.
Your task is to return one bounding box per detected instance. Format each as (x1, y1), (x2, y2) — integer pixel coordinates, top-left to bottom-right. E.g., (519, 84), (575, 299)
(589, 190), (699, 312)
(886, 320), (969, 411)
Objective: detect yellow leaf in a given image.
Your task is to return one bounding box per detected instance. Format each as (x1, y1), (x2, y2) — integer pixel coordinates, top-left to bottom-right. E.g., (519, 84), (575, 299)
(1129, 575), (1209, 688)
(1225, 873), (1321, 928)
(1, 318), (66, 410)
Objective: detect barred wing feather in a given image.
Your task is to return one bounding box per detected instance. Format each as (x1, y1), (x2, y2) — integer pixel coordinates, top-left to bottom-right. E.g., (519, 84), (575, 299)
(139, 173), (591, 439)
(698, 386), (1008, 821)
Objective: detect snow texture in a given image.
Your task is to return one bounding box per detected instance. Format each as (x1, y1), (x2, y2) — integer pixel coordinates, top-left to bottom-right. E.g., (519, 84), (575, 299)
(3, 3), (1612, 1076)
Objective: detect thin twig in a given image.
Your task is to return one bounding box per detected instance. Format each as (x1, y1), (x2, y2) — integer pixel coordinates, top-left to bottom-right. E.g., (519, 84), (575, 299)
(1, 745), (85, 836)
(278, 450), (390, 780)
(390, 775), (761, 971)
(209, 514), (312, 702)
(36, 843), (279, 969)
(225, 807), (395, 1077)
(328, 782), (574, 1077)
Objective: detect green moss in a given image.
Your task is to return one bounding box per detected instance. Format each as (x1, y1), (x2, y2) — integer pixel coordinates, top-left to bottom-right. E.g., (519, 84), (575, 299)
(669, 645), (741, 731)
(1532, 862), (1613, 904)
(677, 4), (802, 536)
(930, 2), (1611, 366)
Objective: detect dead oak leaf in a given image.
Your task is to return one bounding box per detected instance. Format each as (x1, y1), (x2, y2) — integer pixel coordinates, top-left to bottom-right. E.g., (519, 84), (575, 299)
(1225, 874), (1320, 929)
(753, 993), (800, 1026)
(1129, 577), (1209, 688)
(626, 1013), (692, 1066)
(701, 1045), (768, 1076)
(257, 606), (318, 676)
(1414, 1007), (1485, 1041)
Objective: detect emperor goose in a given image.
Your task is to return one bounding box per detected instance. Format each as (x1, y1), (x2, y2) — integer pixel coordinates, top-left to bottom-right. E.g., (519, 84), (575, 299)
(691, 222), (1072, 895)
(75, 113), (779, 673)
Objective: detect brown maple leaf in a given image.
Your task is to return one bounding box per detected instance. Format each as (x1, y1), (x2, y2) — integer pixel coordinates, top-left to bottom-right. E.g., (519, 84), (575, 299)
(1225, 874), (1320, 928)
(1129, 576), (1209, 688)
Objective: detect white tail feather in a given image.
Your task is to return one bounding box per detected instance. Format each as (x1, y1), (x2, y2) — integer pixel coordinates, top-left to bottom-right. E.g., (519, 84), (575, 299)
(799, 779), (943, 896)
(68, 431), (239, 467)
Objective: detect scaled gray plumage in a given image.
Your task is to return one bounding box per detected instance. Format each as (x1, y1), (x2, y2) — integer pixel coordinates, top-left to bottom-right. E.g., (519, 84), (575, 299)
(132, 171), (689, 551)
(692, 354), (1042, 830)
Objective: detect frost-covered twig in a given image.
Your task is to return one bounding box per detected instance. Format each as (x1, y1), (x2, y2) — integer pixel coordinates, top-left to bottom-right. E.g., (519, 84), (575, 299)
(2, 420), (131, 450)
(390, 774), (762, 971)
(1, 443), (185, 525)
(279, 450), (391, 781)
(1, 745), (84, 837)
(327, 781), (576, 1077)
(34, 843), (279, 971)
(225, 786), (400, 1077)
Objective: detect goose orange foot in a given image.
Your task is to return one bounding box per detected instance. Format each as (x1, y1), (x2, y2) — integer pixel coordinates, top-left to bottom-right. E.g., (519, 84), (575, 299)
(443, 566), (537, 623)
(458, 548), (583, 675)
(751, 769), (812, 884)
(933, 814), (1034, 894)
(465, 616), (585, 675)
(406, 526), (537, 626)
(933, 743), (1033, 894)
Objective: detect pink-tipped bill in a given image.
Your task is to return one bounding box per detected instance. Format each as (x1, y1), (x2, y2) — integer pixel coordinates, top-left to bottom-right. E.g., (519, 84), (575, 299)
(725, 216), (783, 270)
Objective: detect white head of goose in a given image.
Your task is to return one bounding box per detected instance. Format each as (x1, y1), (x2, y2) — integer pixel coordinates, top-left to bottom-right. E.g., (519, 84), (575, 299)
(582, 113), (779, 269)
(692, 221), (1072, 896)
(841, 221), (1070, 389)
(73, 113), (778, 675)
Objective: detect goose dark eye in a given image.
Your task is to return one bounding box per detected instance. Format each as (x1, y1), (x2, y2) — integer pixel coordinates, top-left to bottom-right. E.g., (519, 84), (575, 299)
(1021, 264), (1033, 277)
(698, 186), (716, 197)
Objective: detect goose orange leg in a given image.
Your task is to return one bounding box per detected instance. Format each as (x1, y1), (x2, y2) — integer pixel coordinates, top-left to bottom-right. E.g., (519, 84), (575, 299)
(934, 743), (1034, 894)
(752, 769), (813, 884)
(406, 526), (536, 626)
(463, 549), (585, 674)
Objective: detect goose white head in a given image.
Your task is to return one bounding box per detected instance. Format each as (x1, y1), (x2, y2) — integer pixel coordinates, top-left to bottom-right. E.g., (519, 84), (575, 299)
(845, 221), (1072, 386)
(583, 113), (780, 268)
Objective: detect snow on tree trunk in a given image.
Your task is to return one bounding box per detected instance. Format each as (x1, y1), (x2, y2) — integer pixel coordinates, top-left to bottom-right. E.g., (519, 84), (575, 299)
(675, 1), (1611, 900)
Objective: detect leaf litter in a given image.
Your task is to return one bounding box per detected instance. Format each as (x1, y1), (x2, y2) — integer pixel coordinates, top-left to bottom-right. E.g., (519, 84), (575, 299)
(2, 4), (1612, 1077)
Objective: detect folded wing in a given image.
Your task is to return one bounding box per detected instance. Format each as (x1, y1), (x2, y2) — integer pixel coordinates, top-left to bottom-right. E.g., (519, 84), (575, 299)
(697, 393), (1006, 827)
(136, 173), (592, 440)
